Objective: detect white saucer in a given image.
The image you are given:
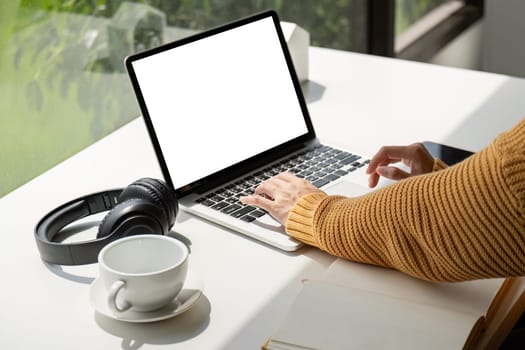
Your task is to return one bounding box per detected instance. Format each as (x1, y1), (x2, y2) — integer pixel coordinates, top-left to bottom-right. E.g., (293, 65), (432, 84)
(89, 270), (203, 323)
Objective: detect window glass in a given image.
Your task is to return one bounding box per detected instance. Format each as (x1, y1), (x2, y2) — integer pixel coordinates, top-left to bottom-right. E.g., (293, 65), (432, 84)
(396, 0), (453, 35)
(0, 0), (366, 197)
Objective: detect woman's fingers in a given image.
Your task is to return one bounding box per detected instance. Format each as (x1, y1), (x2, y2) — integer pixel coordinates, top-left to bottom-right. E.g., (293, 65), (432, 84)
(253, 174), (288, 199)
(367, 143), (434, 187)
(367, 146), (411, 174)
(240, 193), (274, 212)
(240, 172), (322, 225)
(376, 165), (410, 180)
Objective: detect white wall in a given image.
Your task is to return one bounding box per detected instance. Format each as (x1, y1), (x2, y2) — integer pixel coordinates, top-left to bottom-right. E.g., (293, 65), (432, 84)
(428, 1), (525, 79)
(430, 20), (483, 71)
(482, 0), (525, 78)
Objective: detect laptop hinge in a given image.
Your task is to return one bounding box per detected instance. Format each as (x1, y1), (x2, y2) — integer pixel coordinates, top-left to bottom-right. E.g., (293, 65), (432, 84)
(192, 138), (320, 195)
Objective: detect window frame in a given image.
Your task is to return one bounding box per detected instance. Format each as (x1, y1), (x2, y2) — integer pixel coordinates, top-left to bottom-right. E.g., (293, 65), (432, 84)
(367, 0), (484, 61)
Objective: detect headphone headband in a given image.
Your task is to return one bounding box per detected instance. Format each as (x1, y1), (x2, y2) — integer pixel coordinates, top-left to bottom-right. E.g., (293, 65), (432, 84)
(34, 189), (123, 265)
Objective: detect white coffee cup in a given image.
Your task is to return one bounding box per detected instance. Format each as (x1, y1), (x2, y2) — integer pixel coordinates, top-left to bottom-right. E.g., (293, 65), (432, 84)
(98, 234), (189, 314)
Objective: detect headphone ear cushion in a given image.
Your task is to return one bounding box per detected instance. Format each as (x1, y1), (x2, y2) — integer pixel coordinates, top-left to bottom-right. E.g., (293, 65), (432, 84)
(136, 178), (177, 227)
(96, 198), (168, 239)
(118, 178), (177, 228)
(143, 178), (178, 225)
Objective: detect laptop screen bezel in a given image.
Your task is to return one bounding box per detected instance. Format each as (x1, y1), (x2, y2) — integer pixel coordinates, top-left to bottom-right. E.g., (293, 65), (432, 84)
(125, 10), (316, 197)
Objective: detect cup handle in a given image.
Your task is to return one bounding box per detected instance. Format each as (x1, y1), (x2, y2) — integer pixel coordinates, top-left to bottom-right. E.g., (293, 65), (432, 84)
(108, 280), (131, 313)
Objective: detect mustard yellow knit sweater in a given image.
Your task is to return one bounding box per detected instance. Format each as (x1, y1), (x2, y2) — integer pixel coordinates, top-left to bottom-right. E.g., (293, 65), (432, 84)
(286, 119), (525, 282)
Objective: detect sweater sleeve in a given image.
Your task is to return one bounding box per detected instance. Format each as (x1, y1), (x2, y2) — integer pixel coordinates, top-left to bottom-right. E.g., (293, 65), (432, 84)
(286, 119), (525, 282)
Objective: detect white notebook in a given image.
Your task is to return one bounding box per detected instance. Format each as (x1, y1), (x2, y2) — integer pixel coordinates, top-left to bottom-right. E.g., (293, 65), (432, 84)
(264, 258), (509, 350)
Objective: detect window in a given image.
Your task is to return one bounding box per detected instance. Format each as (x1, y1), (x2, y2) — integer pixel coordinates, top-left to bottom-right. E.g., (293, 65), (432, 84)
(397, 0), (453, 35)
(0, 0), (482, 197)
(1, 0), (372, 197)
(395, 0), (483, 61)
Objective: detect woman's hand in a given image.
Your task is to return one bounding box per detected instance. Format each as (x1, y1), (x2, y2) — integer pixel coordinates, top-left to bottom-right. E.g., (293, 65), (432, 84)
(240, 172), (323, 225)
(366, 143), (435, 188)
(241, 143), (434, 222)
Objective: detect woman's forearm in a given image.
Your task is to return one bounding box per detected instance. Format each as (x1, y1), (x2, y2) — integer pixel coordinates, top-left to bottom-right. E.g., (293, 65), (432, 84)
(286, 122), (525, 282)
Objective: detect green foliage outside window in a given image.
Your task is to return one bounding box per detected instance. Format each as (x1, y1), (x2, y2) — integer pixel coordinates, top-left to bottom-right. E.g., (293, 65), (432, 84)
(396, 0), (450, 34)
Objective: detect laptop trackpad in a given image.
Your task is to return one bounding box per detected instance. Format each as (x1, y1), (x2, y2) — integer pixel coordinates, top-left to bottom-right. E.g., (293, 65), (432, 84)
(324, 180), (371, 197)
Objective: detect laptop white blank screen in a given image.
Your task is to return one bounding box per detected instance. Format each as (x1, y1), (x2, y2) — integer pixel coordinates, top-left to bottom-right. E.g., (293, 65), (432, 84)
(131, 17), (308, 189)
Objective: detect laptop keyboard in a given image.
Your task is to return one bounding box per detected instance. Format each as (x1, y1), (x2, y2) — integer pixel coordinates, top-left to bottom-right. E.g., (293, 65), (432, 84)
(194, 145), (370, 222)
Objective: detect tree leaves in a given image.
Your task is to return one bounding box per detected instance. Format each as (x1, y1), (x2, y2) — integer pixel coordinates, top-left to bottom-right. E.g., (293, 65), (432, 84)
(25, 79), (43, 111)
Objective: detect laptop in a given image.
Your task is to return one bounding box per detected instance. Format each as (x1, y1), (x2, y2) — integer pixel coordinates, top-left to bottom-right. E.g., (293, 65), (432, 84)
(125, 10), (374, 251)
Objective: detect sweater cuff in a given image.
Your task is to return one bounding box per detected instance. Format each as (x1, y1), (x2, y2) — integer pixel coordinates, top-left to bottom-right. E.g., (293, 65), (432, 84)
(433, 158), (448, 172)
(285, 192), (328, 247)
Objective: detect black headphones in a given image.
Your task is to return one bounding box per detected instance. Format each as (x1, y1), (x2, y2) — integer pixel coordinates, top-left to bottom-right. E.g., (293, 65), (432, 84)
(34, 178), (178, 265)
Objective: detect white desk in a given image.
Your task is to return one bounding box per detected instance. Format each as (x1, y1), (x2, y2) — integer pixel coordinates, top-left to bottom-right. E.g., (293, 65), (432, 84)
(2, 47), (525, 349)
